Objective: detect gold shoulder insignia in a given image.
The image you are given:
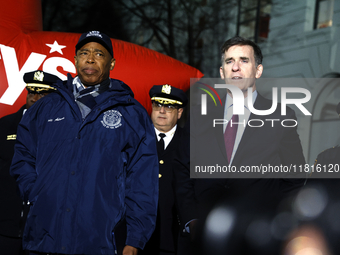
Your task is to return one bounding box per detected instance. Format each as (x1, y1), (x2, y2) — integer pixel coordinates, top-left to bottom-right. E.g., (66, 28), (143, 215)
(7, 134), (17, 140)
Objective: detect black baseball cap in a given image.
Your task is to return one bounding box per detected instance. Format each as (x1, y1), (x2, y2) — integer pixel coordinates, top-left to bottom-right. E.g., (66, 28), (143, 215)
(75, 31), (114, 57)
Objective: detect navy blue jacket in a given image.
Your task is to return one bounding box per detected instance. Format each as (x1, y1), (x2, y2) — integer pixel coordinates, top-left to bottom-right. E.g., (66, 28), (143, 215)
(10, 75), (159, 254)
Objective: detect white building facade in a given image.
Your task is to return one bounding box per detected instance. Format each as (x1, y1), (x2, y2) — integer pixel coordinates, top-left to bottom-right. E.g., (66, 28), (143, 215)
(257, 0), (340, 164)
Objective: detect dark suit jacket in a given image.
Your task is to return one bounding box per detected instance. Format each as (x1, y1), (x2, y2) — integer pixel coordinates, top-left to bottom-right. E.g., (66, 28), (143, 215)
(175, 92), (306, 228)
(0, 105), (29, 238)
(307, 146), (340, 200)
(141, 126), (185, 254)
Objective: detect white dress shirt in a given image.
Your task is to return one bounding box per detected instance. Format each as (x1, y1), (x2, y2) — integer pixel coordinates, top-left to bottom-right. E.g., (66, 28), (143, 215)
(154, 125), (177, 150)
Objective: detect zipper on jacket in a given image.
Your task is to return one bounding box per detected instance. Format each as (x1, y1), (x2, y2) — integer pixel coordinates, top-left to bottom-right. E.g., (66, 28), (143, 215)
(112, 232), (117, 254)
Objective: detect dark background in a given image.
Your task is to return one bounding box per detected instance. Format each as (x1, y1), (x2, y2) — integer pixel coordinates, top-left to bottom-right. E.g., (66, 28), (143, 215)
(41, 0), (237, 75)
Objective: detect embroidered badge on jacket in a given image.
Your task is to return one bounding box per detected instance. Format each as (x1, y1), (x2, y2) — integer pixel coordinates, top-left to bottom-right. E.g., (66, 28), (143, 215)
(101, 110), (122, 129)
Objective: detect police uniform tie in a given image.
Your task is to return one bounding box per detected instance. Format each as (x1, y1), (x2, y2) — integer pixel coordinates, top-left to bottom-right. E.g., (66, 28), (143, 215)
(158, 133), (166, 152)
(224, 114), (238, 162)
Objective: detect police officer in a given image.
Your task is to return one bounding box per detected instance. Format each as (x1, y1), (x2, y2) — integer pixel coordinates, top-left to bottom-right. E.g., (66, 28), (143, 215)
(141, 84), (188, 255)
(23, 70), (59, 109)
(0, 70), (60, 255)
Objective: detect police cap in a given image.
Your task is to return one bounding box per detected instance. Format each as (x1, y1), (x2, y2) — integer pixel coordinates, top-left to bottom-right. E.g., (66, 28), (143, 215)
(149, 84), (188, 107)
(24, 70), (60, 93)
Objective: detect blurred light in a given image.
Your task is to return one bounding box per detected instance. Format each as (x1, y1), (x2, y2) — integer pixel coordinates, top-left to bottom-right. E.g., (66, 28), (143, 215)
(246, 219), (271, 247)
(295, 247), (323, 255)
(293, 187), (327, 220)
(204, 206), (235, 238)
(203, 206), (236, 255)
(271, 212), (298, 240)
(284, 235), (328, 255)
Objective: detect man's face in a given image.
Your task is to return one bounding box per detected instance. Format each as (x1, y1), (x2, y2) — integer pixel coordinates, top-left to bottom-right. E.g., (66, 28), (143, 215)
(219, 45), (263, 97)
(26, 91), (49, 109)
(74, 42), (115, 86)
(151, 101), (183, 133)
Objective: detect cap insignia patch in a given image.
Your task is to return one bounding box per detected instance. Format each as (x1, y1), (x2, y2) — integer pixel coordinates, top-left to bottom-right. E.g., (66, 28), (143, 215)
(86, 31), (102, 38)
(33, 71), (44, 82)
(161, 84), (171, 94)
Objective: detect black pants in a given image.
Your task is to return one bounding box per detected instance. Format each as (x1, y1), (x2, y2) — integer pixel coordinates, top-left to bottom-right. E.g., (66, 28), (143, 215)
(0, 234), (28, 255)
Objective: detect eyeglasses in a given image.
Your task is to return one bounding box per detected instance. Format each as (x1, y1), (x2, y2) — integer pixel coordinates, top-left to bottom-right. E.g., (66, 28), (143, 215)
(152, 101), (178, 112)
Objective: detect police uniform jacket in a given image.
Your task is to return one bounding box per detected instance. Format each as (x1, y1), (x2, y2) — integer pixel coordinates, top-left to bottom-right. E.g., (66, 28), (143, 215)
(142, 126), (185, 254)
(0, 105), (29, 238)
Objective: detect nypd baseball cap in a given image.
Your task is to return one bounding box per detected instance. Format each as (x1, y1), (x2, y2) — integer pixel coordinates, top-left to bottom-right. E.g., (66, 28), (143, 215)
(75, 31), (114, 57)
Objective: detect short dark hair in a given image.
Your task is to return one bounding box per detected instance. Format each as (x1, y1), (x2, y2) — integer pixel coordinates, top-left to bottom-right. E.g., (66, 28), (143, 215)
(220, 36), (263, 66)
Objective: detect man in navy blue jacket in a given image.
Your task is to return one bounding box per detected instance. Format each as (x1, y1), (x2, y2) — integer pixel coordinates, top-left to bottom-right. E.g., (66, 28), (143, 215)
(10, 31), (159, 255)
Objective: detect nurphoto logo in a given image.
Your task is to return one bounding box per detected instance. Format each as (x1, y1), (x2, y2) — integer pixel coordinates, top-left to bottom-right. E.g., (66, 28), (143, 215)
(200, 84), (311, 116)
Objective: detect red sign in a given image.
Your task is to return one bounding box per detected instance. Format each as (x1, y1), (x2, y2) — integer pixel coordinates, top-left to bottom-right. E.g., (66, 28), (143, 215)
(0, 0), (203, 118)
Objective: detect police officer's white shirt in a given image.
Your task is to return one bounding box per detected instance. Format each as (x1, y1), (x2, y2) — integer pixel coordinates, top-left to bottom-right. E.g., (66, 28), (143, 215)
(154, 125), (177, 150)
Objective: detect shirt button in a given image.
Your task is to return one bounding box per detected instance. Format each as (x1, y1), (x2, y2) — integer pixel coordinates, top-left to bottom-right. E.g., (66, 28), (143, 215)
(71, 171), (75, 175)
(61, 246), (66, 250)
(66, 208), (70, 212)
(159, 160), (164, 164)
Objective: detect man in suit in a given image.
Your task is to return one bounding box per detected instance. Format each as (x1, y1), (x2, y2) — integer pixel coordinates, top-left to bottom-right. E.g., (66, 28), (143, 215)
(0, 70), (61, 255)
(175, 36), (306, 254)
(140, 84), (188, 255)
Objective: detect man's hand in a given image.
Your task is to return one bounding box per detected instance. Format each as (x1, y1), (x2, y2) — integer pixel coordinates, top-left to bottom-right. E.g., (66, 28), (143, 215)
(122, 245), (138, 255)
